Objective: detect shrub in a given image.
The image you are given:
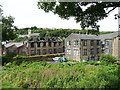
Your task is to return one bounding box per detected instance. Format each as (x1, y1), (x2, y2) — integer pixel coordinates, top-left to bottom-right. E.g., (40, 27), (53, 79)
(100, 54), (117, 65)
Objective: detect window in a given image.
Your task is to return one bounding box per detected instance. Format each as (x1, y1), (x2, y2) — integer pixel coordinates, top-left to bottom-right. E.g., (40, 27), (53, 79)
(90, 48), (94, 55)
(54, 42), (57, 47)
(102, 49), (104, 53)
(83, 40), (87, 46)
(59, 42), (61, 46)
(104, 49), (109, 53)
(74, 40), (79, 46)
(74, 49), (79, 55)
(49, 49), (52, 54)
(54, 49), (57, 53)
(43, 42), (46, 47)
(37, 42), (40, 47)
(42, 49), (46, 54)
(90, 40), (94, 46)
(76, 40), (79, 45)
(58, 48), (62, 53)
(37, 50), (41, 55)
(97, 40), (100, 46)
(102, 44), (105, 48)
(105, 41), (109, 46)
(66, 49), (71, 54)
(90, 56), (95, 60)
(67, 41), (71, 46)
(31, 43), (34, 48)
(83, 49), (87, 56)
(97, 56), (100, 61)
(30, 50), (35, 55)
(97, 48), (100, 54)
(48, 42), (52, 47)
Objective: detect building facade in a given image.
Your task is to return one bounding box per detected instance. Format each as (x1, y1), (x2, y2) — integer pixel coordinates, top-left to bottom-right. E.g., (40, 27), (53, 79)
(100, 31), (120, 60)
(24, 37), (64, 55)
(65, 31), (120, 61)
(3, 42), (28, 55)
(65, 34), (102, 61)
(1, 29), (64, 56)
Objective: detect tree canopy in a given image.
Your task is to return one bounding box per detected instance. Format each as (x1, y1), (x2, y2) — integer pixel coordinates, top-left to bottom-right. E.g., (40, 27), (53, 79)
(37, 2), (120, 30)
(2, 16), (17, 41)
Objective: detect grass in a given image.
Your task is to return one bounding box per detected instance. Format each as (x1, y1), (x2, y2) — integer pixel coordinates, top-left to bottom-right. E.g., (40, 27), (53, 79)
(2, 82), (17, 88)
(1, 61), (120, 88)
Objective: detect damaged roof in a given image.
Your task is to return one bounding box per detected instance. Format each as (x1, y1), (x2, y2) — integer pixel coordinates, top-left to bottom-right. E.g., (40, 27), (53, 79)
(4, 42), (24, 48)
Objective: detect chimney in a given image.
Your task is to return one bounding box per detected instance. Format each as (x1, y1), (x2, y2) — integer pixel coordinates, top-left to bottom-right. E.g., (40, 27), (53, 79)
(118, 7), (120, 31)
(28, 29), (32, 37)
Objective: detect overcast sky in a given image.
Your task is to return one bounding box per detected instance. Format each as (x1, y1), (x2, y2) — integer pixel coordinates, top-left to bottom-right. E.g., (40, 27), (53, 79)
(1, 0), (118, 31)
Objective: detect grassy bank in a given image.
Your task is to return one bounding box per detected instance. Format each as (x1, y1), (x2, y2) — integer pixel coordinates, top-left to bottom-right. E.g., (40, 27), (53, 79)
(2, 61), (120, 88)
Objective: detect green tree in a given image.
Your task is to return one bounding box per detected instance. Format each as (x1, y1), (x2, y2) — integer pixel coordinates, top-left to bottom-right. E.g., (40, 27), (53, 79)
(2, 16), (17, 41)
(100, 54), (117, 65)
(37, 2), (120, 31)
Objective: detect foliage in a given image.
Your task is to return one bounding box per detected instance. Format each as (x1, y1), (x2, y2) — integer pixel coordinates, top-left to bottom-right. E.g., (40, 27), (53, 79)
(12, 37), (24, 42)
(2, 82), (17, 88)
(2, 16), (17, 41)
(15, 28), (114, 39)
(100, 54), (117, 65)
(2, 61), (120, 88)
(38, 2), (120, 30)
(2, 53), (16, 65)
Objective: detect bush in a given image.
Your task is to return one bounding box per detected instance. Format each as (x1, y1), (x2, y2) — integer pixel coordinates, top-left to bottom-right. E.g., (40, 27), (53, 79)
(100, 54), (117, 65)
(87, 61), (98, 65)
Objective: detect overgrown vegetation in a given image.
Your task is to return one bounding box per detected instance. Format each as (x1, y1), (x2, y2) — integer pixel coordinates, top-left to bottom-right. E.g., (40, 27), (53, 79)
(14, 28), (114, 40)
(2, 60), (120, 88)
(100, 54), (117, 65)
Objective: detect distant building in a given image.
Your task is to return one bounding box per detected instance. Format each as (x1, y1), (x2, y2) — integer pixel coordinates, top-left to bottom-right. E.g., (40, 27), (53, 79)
(65, 31), (120, 61)
(18, 29), (39, 38)
(24, 37), (64, 55)
(3, 42), (28, 55)
(1, 29), (64, 56)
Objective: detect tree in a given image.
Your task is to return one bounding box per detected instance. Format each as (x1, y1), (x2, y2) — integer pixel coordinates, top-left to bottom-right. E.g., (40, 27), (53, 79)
(31, 26), (37, 30)
(2, 16), (17, 41)
(37, 2), (120, 31)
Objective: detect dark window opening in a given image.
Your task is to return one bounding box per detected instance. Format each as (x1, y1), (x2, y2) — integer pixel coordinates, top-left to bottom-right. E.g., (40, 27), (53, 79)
(30, 50), (35, 55)
(83, 49), (87, 56)
(43, 42), (46, 47)
(83, 40), (87, 46)
(90, 56), (95, 61)
(31, 43), (34, 48)
(49, 49), (52, 54)
(97, 48), (100, 54)
(42, 49), (46, 55)
(69, 41), (71, 45)
(48, 42), (52, 47)
(91, 40), (94, 46)
(97, 40), (100, 46)
(37, 42), (40, 47)
(54, 49), (57, 53)
(54, 42), (57, 47)
(90, 48), (94, 55)
(59, 42), (61, 46)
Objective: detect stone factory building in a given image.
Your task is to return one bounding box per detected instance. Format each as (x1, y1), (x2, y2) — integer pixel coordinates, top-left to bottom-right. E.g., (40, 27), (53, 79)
(24, 37), (64, 55)
(65, 31), (120, 61)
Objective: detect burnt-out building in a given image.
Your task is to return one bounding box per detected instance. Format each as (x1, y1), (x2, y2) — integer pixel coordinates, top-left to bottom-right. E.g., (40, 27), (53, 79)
(24, 37), (64, 55)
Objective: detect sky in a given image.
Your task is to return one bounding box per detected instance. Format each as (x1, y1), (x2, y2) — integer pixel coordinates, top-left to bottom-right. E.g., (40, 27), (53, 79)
(1, 0), (119, 31)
